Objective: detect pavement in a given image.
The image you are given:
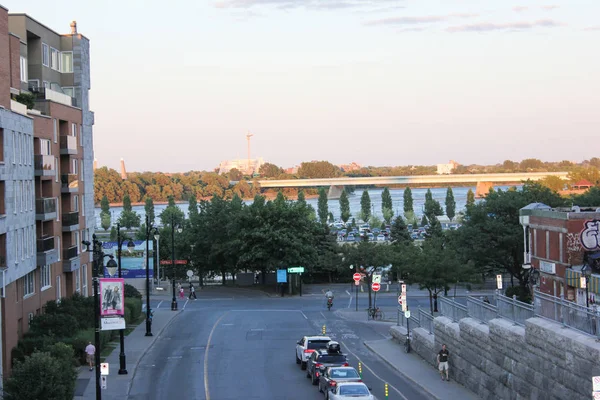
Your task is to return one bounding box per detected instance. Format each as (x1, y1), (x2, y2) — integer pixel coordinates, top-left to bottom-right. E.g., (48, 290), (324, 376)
(73, 306), (182, 400)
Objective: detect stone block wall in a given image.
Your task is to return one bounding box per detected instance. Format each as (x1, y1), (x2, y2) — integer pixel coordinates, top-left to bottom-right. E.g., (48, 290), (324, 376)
(391, 315), (600, 399)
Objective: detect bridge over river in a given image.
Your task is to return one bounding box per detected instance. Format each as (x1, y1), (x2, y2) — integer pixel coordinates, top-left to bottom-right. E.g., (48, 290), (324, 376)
(256, 171), (569, 198)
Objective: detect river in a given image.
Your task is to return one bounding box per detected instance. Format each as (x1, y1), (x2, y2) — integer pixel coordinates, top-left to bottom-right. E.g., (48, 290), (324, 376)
(94, 186), (515, 228)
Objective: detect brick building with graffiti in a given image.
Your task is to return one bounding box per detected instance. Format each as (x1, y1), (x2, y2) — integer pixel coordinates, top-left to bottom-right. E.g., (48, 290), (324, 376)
(520, 203), (600, 306)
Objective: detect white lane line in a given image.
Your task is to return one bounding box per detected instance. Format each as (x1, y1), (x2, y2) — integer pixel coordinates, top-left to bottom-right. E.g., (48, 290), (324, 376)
(347, 296), (352, 309)
(204, 312), (227, 400)
(346, 290), (351, 296)
(300, 311), (308, 320)
(182, 299), (189, 310)
(156, 300), (163, 309)
(167, 356), (182, 359)
(230, 309), (304, 312)
(340, 342), (409, 400)
(320, 311), (326, 319)
(221, 323), (234, 326)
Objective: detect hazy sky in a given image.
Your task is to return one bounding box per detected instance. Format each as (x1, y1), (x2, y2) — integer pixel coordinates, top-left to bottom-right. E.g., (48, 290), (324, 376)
(5, 0), (600, 172)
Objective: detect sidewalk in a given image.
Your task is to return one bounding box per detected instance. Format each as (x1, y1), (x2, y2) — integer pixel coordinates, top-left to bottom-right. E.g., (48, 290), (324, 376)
(73, 308), (181, 400)
(363, 338), (480, 400)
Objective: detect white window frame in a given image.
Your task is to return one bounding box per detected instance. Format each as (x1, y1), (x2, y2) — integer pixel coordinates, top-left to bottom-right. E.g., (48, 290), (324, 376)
(81, 162), (84, 182)
(82, 265), (88, 296)
(24, 271), (35, 297)
(79, 124), (83, 146)
(43, 81), (49, 89)
(14, 231), (18, 264)
(53, 119), (57, 143)
(72, 159), (78, 175)
(82, 194), (85, 216)
(17, 132), (21, 165)
(28, 79), (40, 91)
(41, 265), (51, 290)
(75, 267), (81, 293)
(42, 43), (49, 67)
(50, 47), (60, 71)
(20, 180), (23, 212)
(19, 56), (28, 82)
(57, 198), (60, 221)
(12, 131), (16, 164)
(56, 275), (61, 302)
(61, 51), (73, 73)
(71, 122), (77, 137)
(56, 236), (61, 261)
(55, 157), (59, 183)
(41, 139), (51, 156)
(74, 194), (79, 212)
(21, 228), (24, 260)
(13, 181), (17, 213)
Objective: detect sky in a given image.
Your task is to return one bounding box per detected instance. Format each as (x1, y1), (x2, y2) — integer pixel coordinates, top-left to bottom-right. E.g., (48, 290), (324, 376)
(4, 0), (600, 172)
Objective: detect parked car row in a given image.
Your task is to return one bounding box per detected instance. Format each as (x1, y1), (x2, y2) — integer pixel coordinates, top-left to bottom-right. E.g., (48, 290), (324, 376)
(296, 335), (375, 399)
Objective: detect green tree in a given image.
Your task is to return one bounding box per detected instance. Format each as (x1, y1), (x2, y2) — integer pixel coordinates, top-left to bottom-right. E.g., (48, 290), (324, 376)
(445, 187), (456, 221)
(424, 189), (444, 222)
(381, 187), (394, 224)
(100, 195), (110, 217)
(297, 189), (306, 206)
(339, 190), (351, 223)
(258, 162), (284, 178)
(297, 161), (341, 178)
(144, 197), (155, 225)
(110, 226), (117, 241)
(420, 215), (428, 227)
(318, 187), (329, 224)
(360, 190), (371, 222)
(159, 196), (185, 227)
(101, 214), (111, 231)
(403, 187), (414, 215)
(538, 176), (566, 192)
(390, 215), (412, 244)
(118, 194), (141, 229)
(228, 168), (243, 181)
(188, 193), (199, 219)
(466, 188), (475, 208)
(572, 186), (600, 206)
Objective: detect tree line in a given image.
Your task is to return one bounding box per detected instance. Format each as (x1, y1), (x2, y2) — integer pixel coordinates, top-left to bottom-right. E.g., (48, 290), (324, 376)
(93, 159), (600, 204)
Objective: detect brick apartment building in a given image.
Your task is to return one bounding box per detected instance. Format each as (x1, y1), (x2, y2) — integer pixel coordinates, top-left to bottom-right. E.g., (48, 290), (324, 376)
(520, 203), (600, 306)
(0, 5), (95, 381)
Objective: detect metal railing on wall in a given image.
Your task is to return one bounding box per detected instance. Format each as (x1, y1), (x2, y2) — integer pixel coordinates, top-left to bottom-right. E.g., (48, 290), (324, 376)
(439, 297), (469, 322)
(534, 289), (600, 338)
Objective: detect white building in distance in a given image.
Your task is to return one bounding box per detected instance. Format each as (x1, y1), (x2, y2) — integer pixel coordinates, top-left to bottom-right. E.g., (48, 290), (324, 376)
(218, 157), (265, 175)
(437, 160), (459, 174)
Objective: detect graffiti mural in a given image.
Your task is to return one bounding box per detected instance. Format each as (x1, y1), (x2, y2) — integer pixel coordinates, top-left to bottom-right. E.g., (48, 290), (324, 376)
(580, 220), (600, 251)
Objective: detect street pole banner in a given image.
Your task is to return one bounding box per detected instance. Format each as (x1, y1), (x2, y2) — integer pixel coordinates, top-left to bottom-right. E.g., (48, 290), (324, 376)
(99, 278), (125, 316)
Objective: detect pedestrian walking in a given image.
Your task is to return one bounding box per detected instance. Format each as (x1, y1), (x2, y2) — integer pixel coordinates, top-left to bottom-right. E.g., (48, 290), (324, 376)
(255, 274), (260, 284)
(179, 286), (185, 300)
(483, 296), (491, 304)
(85, 341), (96, 371)
(189, 284), (197, 300)
(437, 344), (450, 381)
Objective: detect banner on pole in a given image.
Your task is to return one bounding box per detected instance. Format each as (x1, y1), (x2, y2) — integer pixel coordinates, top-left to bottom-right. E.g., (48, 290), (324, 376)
(99, 278), (125, 316)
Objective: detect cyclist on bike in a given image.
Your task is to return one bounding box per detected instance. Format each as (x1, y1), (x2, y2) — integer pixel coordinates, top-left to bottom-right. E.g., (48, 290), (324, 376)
(325, 289), (334, 300)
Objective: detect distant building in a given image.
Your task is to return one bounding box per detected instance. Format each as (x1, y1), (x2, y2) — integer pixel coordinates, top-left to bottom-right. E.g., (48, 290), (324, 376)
(437, 160), (459, 175)
(218, 157), (264, 175)
(338, 162), (362, 172)
(284, 166), (299, 174)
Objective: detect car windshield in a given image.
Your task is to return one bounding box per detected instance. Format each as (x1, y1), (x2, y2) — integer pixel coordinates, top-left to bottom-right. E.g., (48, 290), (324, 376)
(339, 385), (370, 395)
(318, 355), (346, 363)
(308, 340), (330, 350)
(331, 369), (359, 378)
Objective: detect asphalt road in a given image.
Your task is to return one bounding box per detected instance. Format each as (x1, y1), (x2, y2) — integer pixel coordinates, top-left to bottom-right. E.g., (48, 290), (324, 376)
(129, 286), (437, 400)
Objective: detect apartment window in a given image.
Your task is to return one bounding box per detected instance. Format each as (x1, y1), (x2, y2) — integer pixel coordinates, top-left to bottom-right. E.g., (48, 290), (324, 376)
(18, 133), (21, 164)
(50, 48), (59, 71)
(61, 52), (73, 73)
(82, 195), (85, 216)
(31, 181), (34, 211)
(63, 87), (74, 97)
(42, 43), (49, 67)
(79, 124), (83, 146)
(72, 159), (78, 175)
(21, 228), (24, 260)
(20, 57), (28, 82)
(24, 227), (28, 259)
(43, 81), (49, 89)
(82, 265), (88, 296)
(55, 157), (59, 182)
(57, 198), (60, 221)
(14, 231), (18, 264)
(12, 131), (15, 164)
(41, 265), (51, 289)
(28, 79), (39, 92)
(0, 181), (5, 215)
(80, 229), (86, 252)
(75, 268), (81, 293)
(0, 128), (4, 163)
(20, 181), (23, 212)
(41, 139), (51, 155)
(24, 271), (35, 297)
(13, 181), (17, 213)
(53, 119), (57, 143)
(56, 276), (61, 302)
(81, 162), (84, 182)
(71, 123), (77, 137)
(57, 236), (61, 261)
(74, 195), (79, 212)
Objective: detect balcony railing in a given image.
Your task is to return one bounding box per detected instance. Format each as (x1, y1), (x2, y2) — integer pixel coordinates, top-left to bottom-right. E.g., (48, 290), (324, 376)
(63, 245), (78, 260)
(36, 198), (57, 215)
(37, 236), (55, 253)
(60, 135), (77, 154)
(62, 211), (79, 227)
(61, 174), (79, 191)
(34, 155), (55, 175)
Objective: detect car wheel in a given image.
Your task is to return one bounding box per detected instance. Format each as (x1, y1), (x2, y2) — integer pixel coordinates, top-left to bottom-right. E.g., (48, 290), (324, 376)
(318, 383), (323, 393)
(325, 390), (329, 400)
(306, 369), (311, 378)
(312, 374), (318, 385)
(296, 353), (301, 364)
(301, 361), (307, 370)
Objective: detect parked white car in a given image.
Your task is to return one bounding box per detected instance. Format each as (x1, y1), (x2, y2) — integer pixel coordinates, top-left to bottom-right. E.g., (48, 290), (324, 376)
(295, 335), (331, 370)
(327, 382), (375, 400)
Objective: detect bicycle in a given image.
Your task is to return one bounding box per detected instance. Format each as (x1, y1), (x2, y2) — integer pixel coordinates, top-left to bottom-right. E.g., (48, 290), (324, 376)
(367, 307), (384, 320)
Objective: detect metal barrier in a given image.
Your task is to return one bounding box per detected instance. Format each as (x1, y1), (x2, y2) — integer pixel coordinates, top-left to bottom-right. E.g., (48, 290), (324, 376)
(496, 294), (534, 326)
(439, 297), (468, 322)
(418, 308), (434, 334)
(534, 290), (600, 338)
(466, 296), (498, 324)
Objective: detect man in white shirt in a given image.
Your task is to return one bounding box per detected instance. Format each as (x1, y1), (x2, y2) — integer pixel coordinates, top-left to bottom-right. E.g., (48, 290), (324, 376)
(85, 341), (96, 371)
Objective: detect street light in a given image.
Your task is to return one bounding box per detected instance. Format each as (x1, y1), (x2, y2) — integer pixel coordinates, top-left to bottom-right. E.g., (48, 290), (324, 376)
(171, 215), (182, 311)
(115, 223), (135, 375)
(83, 235), (115, 400)
(582, 263), (592, 308)
(145, 215), (159, 336)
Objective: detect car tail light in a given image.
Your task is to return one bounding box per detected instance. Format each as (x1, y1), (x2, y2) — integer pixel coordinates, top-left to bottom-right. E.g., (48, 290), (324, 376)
(343, 363), (349, 367)
(315, 363), (323, 368)
(304, 349), (314, 354)
(329, 380), (337, 387)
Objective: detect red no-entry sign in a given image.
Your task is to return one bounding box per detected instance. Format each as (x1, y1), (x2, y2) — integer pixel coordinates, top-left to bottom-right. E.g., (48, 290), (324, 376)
(353, 273), (361, 282)
(372, 282), (380, 292)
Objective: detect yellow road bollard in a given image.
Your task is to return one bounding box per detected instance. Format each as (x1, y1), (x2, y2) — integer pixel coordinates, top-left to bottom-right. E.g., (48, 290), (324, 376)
(322, 324), (326, 335)
(358, 362), (362, 379)
(384, 383), (389, 398)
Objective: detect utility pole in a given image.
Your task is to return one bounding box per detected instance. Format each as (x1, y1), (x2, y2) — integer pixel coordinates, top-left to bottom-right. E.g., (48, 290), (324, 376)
(246, 132), (254, 175)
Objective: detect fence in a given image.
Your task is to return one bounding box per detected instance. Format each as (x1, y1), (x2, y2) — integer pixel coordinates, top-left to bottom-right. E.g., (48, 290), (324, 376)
(396, 308), (421, 330)
(439, 297), (468, 322)
(496, 294), (535, 326)
(418, 308), (434, 334)
(534, 290), (600, 338)
(466, 296), (498, 324)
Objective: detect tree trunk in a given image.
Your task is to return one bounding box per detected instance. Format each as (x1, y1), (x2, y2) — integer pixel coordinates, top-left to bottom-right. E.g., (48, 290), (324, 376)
(261, 267), (266, 284)
(232, 272), (236, 285)
(328, 272), (332, 283)
(429, 289), (434, 314)
(221, 271), (226, 285)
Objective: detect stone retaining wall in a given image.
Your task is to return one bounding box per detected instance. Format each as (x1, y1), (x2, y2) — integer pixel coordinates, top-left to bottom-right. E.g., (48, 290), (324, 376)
(390, 316), (600, 399)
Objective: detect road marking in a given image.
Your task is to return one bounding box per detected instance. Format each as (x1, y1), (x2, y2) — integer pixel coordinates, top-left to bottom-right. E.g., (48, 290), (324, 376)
(156, 300), (163, 309)
(204, 312), (227, 400)
(300, 311), (308, 320)
(346, 290), (351, 296)
(221, 323), (234, 326)
(320, 312), (326, 319)
(347, 296), (352, 309)
(230, 309), (304, 312)
(182, 299), (189, 309)
(167, 356), (182, 359)
(250, 328), (264, 331)
(340, 342), (409, 400)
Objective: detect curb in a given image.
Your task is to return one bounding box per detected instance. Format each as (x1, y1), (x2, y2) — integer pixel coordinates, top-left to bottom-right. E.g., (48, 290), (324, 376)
(126, 310), (183, 397)
(363, 340), (441, 400)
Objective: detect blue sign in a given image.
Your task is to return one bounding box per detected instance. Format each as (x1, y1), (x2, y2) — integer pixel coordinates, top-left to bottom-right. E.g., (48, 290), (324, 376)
(277, 269), (288, 283)
(102, 241), (154, 279)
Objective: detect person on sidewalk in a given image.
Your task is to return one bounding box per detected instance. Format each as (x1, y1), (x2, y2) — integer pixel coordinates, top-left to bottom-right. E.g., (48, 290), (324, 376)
(179, 286), (185, 299)
(85, 341), (96, 371)
(483, 296), (491, 304)
(189, 284), (197, 300)
(437, 344), (450, 381)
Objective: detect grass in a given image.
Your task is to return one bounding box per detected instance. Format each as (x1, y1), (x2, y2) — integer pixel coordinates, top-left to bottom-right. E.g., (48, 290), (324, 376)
(99, 343), (117, 362)
(124, 315), (145, 336)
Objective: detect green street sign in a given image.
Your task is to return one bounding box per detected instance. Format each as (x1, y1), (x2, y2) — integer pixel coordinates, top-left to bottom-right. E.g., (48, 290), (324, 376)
(287, 267), (305, 273)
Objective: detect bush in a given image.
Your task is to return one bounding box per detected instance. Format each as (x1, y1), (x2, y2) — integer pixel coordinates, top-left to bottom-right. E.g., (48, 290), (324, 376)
(4, 351), (76, 400)
(125, 283), (142, 299)
(14, 92), (35, 109)
(125, 297), (142, 323)
(11, 335), (55, 365)
(71, 329), (117, 365)
(505, 285), (531, 303)
(28, 313), (80, 338)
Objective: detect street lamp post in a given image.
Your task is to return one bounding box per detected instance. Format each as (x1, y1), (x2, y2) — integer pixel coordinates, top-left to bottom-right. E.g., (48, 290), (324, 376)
(171, 215), (182, 311)
(583, 263), (592, 308)
(145, 215), (159, 336)
(115, 223), (135, 375)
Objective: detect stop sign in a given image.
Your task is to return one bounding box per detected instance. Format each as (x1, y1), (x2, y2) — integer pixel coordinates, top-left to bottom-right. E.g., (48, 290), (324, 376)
(353, 273), (361, 282)
(372, 282), (380, 292)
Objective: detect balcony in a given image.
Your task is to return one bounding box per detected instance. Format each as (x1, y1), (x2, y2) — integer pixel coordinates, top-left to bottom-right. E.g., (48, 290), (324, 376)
(63, 245), (80, 272)
(60, 136), (77, 155)
(34, 155), (55, 177)
(35, 198), (57, 221)
(61, 174), (79, 193)
(37, 236), (58, 266)
(62, 211), (79, 231)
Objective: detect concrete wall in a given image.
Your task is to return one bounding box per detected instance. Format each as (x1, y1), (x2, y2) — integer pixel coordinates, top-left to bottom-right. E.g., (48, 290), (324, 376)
(390, 316), (600, 399)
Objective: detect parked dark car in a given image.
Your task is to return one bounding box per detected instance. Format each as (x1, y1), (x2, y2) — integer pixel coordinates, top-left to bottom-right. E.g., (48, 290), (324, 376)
(306, 342), (348, 385)
(318, 366), (361, 394)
